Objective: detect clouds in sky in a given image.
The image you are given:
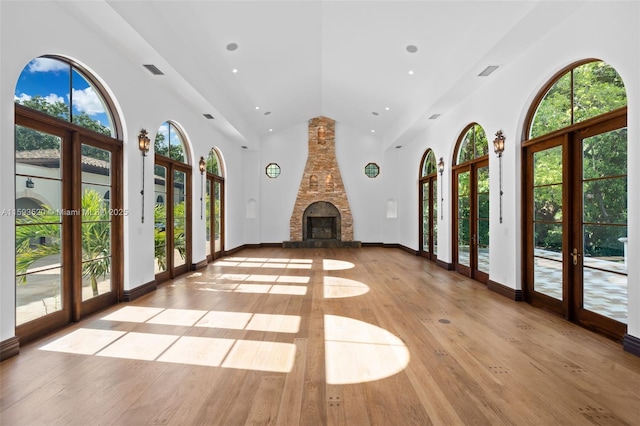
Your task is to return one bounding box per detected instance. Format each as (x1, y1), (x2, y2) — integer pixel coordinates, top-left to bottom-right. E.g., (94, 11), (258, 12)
(27, 57), (68, 73)
(71, 87), (104, 116)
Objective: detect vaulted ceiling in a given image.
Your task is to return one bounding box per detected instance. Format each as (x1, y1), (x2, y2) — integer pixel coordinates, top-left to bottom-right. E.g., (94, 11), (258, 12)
(65, 1), (581, 150)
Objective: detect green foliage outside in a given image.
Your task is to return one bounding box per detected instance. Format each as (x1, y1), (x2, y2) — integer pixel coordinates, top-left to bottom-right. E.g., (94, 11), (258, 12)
(530, 61), (627, 258)
(153, 201), (186, 271)
(16, 189), (111, 297)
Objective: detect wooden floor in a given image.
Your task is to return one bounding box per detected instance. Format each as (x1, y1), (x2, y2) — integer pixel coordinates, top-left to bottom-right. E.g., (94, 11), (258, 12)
(2, 247), (640, 425)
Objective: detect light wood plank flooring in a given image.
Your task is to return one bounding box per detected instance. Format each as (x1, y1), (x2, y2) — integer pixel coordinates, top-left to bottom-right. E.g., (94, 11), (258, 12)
(2, 247), (640, 425)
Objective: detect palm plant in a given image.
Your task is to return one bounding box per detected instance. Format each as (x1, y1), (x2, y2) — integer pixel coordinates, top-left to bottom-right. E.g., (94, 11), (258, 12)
(16, 189), (111, 297)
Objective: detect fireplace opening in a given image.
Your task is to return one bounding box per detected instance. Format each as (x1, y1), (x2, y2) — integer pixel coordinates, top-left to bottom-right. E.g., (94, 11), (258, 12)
(302, 201), (341, 241)
(307, 217), (336, 240)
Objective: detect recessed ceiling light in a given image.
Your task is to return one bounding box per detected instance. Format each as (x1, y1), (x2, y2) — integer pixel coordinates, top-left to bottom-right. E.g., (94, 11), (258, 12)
(143, 64), (164, 75)
(478, 65), (499, 77)
(232, 68), (238, 74)
(269, 128), (273, 132)
(203, 114), (214, 119)
(395, 145), (402, 149)
(372, 112), (379, 116)
(429, 114), (441, 120)
(406, 45), (418, 53)
(264, 111), (271, 116)
(226, 43), (238, 51)
(241, 145), (248, 149)
(255, 106), (260, 110)
(371, 129), (375, 133)
(385, 107), (390, 111)
(408, 70), (414, 75)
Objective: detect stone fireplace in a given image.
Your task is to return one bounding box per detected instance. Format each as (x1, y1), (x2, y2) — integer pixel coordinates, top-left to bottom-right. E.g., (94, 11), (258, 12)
(284, 116), (360, 248)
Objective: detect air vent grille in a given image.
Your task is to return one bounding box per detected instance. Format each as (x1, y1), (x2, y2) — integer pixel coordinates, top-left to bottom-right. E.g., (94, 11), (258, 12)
(143, 64), (164, 75)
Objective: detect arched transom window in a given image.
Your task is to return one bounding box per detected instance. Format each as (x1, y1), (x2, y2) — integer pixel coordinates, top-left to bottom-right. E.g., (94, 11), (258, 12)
(206, 147), (223, 177)
(15, 56), (117, 138)
(529, 60), (627, 139)
(455, 123), (488, 165)
(421, 150), (437, 177)
(155, 121), (189, 163)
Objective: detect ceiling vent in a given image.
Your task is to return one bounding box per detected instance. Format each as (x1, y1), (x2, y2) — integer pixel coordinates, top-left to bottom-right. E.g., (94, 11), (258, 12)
(203, 114), (214, 119)
(478, 65), (499, 77)
(143, 64), (164, 75)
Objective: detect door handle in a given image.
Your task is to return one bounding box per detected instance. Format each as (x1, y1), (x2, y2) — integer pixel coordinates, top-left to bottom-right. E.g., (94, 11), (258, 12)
(571, 248), (580, 265)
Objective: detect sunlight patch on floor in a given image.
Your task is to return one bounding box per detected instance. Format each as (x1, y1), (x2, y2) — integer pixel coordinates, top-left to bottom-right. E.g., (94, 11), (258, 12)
(324, 315), (410, 384)
(101, 306), (164, 323)
(324, 276), (369, 298)
(39, 328), (126, 355)
(96, 332), (179, 361)
(322, 259), (355, 271)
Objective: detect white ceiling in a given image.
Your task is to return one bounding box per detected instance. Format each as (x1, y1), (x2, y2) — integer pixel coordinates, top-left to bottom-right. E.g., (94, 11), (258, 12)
(71, 1), (582, 150)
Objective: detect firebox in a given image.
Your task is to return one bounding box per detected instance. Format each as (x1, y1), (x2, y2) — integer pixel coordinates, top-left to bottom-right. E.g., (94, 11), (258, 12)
(307, 217), (337, 240)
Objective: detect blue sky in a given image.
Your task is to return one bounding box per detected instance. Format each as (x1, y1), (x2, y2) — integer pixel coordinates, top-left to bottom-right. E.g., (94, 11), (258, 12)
(15, 57), (111, 129)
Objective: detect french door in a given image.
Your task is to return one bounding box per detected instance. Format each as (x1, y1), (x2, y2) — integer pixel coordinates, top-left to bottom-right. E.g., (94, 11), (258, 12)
(205, 174), (224, 261)
(154, 156), (191, 282)
(15, 108), (122, 342)
(523, 111), (627, 339)
(419, 176), (437, 261)
(453, 159), (489, 283)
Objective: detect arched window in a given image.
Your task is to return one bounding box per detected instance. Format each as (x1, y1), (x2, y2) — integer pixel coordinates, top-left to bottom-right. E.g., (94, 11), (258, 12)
(455, 123), (488, 165)
(155, 121), (189, 163)
(205, 147), (225, 261)
(452, 123), (490, 283)
(522, 60), (627, 340)
(14, 55), (123, 343)
(154, 121), (191, 281)
(419, 149), (438, 261)
(528, 61), (627, 139)
(206, 147), (223, 176)
(15, 56), (118, 138)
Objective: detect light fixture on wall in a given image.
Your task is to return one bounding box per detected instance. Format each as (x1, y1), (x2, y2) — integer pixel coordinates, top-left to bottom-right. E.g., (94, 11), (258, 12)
(199, 156), (206, 220)
(25, 178), (35, 189)
(138, 129), (150, 223)
(437, 157), (444, 220)
(493, 130), (506, 224)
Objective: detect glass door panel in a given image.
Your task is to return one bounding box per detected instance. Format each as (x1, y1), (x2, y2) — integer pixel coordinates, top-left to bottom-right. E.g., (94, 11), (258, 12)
(422, 182), (430, 253)
(457, 171), (471, 268)
(531, 145), (564, 301)
(214, 180), (222, 254)
(80, 144), (112, 301)
(205, 179), (211, 258)
(173, 170), (187, 269)
(477, 166), (490, 274)
(580, 128), (627, 324)
(433, 179), (438, 256)
(154, 165), (168, 274)
(15, 126), (66, 326)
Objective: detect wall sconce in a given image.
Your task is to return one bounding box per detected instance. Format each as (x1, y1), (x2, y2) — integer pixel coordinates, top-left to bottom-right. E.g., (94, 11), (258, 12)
(26, 178), (35, 189)
(138, 129), (151, 223)
(199, 156), (206, 220)
(493, 130), (506, 223)
(437, 157), (444, 220)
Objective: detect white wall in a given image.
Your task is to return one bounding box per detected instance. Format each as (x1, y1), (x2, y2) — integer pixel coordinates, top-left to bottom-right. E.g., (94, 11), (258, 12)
(0, 1), (246, 342)
(258, 121), (386, 244)
(391, 1), (639, 339)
